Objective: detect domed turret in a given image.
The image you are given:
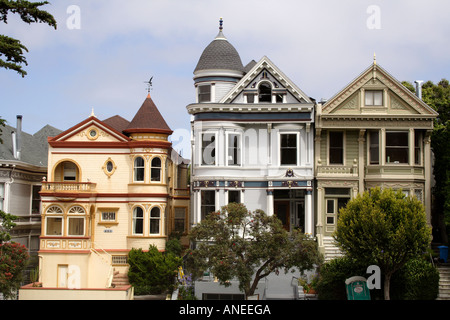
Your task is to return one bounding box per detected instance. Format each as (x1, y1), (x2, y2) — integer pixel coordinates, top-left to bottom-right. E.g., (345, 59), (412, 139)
(193, 18), (245, 103)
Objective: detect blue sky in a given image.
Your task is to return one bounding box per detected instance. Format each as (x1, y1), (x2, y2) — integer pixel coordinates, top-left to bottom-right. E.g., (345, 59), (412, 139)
(1, 0), (449, 158)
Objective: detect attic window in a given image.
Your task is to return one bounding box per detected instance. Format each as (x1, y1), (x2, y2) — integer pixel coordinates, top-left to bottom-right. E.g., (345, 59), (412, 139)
(198, 85), (211, 103)
(365, 90), (383, 106)
(258, 82), (272, 102)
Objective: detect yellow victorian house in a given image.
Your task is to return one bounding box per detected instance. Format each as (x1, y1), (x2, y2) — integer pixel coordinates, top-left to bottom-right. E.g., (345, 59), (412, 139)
(20, 94), (190, 299)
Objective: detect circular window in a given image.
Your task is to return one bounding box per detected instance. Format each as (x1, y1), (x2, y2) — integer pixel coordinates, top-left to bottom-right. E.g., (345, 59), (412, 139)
(89, 129), (97, 137)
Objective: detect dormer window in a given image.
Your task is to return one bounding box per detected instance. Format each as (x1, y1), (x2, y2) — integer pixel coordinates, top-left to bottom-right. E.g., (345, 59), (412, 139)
(198, 85), (211, 103)
(258, 82), (272, 102)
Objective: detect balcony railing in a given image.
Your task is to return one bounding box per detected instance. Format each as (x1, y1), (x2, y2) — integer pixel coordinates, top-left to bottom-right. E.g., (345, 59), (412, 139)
(316, 165), (357, 177)
(41, 181), (97, 193)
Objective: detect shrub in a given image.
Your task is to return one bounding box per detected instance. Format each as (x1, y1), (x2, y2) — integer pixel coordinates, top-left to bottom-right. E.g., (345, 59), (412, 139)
(390, 258), (439, 300)
(0, 242), (30, 299)
(127, 245), (182, 295)
(316, 257), (368, 300)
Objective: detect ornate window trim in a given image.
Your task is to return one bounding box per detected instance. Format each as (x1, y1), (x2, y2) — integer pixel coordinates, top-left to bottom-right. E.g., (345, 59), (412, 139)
(102, 157), (117, 178)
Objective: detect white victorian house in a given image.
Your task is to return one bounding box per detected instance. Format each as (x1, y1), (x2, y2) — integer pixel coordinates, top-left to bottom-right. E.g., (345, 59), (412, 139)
(187, 21), (316, 234)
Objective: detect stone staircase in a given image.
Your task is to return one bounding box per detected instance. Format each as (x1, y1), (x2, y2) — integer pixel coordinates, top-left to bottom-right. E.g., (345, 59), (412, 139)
(111, 269), (129, 288)
(437, 265), (450, 300)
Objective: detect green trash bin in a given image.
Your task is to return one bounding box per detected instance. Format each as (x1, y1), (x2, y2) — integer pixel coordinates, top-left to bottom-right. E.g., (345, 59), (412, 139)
(345, 276), (371, 300)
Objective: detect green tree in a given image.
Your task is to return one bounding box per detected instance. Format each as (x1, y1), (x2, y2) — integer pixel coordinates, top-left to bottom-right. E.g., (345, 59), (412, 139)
(0, 210), (17, 244)
(403, 79), (450, 243)
(186, 203), (322, 298)
(0, 0), (57, 77)
(127, 245), (182, 295)
(0, 242), (29, 299)
(333, 188), (431, 300)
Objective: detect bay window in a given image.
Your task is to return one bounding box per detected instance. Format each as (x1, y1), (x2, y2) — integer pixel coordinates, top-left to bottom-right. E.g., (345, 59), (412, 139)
(386, 131), (408, 164)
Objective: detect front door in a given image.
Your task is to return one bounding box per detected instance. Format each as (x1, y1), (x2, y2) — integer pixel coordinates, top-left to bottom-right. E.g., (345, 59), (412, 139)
(274, 201), (290, 231)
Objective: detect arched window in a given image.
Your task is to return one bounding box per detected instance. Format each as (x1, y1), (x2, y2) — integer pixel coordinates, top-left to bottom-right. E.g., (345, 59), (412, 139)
(67, 206), (85, 236)
(258, 82), (272, 102)
(45, 205), (63, 236)
(133, 207), (144, 235)
(134, 157), (145, 182)
(151, 157), (162, 182)
(149, 207), (160, 234)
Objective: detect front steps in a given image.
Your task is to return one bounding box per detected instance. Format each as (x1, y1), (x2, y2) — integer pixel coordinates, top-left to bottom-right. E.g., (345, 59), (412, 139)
(437, 265), (450, 300)
(111, 269), (129, 288)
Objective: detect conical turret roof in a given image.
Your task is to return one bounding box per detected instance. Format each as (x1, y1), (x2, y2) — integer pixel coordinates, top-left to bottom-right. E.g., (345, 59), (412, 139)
(194, 18), (244, 74)
(124, 94), (172, 135)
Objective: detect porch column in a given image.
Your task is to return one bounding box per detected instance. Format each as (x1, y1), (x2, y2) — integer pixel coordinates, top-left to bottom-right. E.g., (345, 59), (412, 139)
(195, 190), (201, 224)
(305, 189), (313, 235)
(266, 189), (274, 216)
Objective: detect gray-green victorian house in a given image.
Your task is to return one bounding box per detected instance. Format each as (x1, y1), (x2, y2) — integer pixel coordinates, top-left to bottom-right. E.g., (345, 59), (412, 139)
(314, 58), (438, 260)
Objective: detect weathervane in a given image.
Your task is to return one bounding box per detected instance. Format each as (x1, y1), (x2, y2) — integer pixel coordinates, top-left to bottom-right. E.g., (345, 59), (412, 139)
(144, 76), (153, 94)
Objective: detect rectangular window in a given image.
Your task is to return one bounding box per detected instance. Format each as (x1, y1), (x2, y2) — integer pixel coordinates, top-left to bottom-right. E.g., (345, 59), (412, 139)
(201, 190), (216, 220)
(198, 85), (211, 103)
(201, 133), (216, 165)
(227, 133), (241, 166)
(31, 185), (41, 214)
(329, 131), (344, 165)
(0, 183), (4, 211)
(174, 207), (186, 233)
(46, 217), (62, 235)
(68, 217), (84, 236)
(365, 90), (383, 106)
(101, 211), (116, 221)
(386, 131), (409, 164)
(326, 199), (335, 214)
(280, 133), (297, 165)
(369, 130), (379, 164)
(414, 131), (422, 165)
(228, 190), (241, 204)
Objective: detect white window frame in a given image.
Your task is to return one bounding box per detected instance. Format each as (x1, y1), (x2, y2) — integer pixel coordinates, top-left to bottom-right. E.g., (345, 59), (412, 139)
(198, 84), (212, 103)
(150, 156), (162, 182)
(278, 132), (300, 166)
(200, 131), (218, 166)
(149, 206), (161, 235)
(226, 132), (242, 167)
(132, 206), (144, 235)
(133, 156), (146, 182)
(0, 182), (5, 211)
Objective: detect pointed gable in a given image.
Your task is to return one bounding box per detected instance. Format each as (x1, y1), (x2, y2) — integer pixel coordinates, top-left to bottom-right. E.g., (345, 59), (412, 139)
(123, 94), (172, 135)
(220, 56), (313, 104)
(49, 115), (131, 145)
(322, 62), (438, 118)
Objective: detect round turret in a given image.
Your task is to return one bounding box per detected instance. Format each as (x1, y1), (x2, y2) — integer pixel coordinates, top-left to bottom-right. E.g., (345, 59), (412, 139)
(193, 19), (245, 103)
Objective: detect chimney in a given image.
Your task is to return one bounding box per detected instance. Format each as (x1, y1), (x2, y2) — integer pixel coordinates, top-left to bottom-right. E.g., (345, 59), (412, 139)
(16, 115), (22, 160)
(414, 80), (424, 100)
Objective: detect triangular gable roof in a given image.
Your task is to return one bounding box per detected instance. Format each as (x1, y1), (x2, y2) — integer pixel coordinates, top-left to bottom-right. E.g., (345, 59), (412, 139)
(322, 62), (438, 117)
(124, 94), (173, 135)
(220, 56), (313, 104)
(49, 116), (131, 143)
